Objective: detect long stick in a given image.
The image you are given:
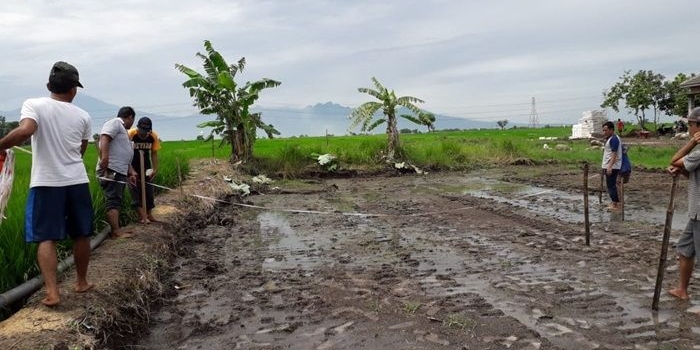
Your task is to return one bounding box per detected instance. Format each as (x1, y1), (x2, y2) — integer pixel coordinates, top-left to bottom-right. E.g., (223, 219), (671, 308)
(619, 175), (625, 221)
(599, 169), (604, 204)
(652, 176), (679, 311)
(139, 150), (147, 219)
(583, 163), (590, 246)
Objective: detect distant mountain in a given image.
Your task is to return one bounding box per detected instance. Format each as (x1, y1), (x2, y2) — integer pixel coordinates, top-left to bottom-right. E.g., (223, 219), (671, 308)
(253, 102), (502, 137)
(0, 97), (506, 141)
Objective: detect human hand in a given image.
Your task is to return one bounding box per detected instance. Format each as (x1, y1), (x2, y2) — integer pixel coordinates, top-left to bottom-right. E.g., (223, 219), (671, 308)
(128, 173), (137, 186)
(693, 131), (700, 143)
(667, 166), (680, 176)
(146, 169), (157, 181)
(98, 157), (108, 170)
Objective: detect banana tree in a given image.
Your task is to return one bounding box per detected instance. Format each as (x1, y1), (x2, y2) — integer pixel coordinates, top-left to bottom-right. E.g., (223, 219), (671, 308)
(349, 77), (424, 161)
(176, 40), (280, 162)
(401, 111), (436, 132)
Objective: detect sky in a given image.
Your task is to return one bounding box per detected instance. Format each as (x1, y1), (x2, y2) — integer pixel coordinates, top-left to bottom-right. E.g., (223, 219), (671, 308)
(0, 0), (698, 130)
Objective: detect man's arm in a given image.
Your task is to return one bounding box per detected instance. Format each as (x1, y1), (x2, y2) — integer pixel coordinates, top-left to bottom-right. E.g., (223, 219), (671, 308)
(670, 139), (697, 165)
(0, 118), (37, 154)
(667, 132), (700, 177)
(80, 140), (88, 157)
(127, 164), (138, 186)
(98, 134), (112, 170)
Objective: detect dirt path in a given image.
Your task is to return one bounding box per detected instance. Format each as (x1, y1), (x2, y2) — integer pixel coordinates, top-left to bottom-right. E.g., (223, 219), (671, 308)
(131, 166), (700, 349)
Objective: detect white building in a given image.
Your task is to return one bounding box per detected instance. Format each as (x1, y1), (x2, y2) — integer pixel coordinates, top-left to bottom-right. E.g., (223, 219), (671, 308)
(570, 110), (608, 139)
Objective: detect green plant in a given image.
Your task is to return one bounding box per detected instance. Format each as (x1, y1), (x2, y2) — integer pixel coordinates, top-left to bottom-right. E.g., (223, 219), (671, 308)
(368, 298), (381, 312)
(403, 301), (421, 314)
(176, 40), (281, 163)
(500, 260), (513, 268)
(442, 314), (475, 331)
(349, 77), (425, 161)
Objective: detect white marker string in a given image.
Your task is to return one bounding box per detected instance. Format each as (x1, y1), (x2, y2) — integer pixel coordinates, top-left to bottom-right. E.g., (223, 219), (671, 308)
(12, 146), (32, 155)
(13, 147), (584, 218)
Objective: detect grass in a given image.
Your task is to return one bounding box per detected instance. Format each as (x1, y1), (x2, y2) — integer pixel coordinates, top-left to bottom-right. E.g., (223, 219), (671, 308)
(0, 126), (683, 296)
(442, 314), (476, 332)
(403, 301), (421, 315)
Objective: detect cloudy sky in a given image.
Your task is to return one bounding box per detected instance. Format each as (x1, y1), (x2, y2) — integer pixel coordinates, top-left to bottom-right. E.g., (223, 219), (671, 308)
(0, 0), (697, 127)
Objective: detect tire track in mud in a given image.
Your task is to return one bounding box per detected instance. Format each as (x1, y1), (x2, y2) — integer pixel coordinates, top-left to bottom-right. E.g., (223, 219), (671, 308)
(135, 174), (700, 350)
(406, 192), (700, 349)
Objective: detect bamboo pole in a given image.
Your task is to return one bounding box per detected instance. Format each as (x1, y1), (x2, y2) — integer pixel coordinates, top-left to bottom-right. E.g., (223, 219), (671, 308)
(619, 175), (625, 221)
(583, 163), (590, 246)
(139, 150), (147, 220)
(176, 157), (184, 197)
(599, 169), (604, 204)
(652, 176), (679, 311)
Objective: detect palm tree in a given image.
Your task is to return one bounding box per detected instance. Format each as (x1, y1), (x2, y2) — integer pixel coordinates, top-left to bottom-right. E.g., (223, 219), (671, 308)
(349, 77), (424, 161)
(175, 40), (280, 162)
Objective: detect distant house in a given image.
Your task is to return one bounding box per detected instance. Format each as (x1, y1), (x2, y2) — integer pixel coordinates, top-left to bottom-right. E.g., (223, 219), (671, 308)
(570, 110), (607, 139)
(680, 75), (700, 111)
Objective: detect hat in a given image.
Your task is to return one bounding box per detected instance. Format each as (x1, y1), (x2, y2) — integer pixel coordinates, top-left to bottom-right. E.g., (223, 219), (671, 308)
(49, 61), (83, 88)
(682, 107), (700, 123)
(136, 117), (152, 132)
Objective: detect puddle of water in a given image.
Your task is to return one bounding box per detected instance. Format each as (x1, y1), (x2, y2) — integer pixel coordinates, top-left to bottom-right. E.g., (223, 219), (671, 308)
(439, 176), (689, 230)
(258, 212), (329, 271)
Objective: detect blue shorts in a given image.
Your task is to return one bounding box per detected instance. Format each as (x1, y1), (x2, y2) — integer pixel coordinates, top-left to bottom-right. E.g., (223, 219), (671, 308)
(25, 184), (94, 243)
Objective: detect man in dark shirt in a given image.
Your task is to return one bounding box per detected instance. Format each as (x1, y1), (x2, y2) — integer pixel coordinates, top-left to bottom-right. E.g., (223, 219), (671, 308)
(128, 117), (161, 224)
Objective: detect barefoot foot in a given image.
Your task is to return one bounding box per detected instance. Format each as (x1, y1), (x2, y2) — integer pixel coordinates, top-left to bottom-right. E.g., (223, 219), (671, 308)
(74, 283), (95, 293)
(668, 288), (690, 300)
(41, 295), (60, 307)
(110, 229), (134, 239)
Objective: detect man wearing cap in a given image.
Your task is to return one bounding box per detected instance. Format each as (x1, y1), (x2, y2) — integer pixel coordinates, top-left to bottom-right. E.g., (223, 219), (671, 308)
(0, 61), (94, 306)
(128, 117), (161, 224)
(668, 107), (700, 300)
(97, 106), (138, 238)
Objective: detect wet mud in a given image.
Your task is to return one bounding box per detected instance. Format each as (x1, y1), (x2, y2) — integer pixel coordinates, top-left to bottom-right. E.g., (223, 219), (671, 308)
(132, 165), (700, 349)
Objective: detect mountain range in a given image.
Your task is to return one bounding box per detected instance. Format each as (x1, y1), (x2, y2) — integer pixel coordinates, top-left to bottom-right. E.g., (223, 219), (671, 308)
(0, 95), (508, 141)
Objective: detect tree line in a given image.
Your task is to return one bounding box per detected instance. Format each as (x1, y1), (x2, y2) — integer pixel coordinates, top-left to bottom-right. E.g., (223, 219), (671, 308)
(177, 42), (698, 166)
(601, 70), (696, 130)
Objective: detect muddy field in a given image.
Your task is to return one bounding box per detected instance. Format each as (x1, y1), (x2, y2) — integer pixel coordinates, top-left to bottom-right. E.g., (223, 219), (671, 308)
(127, 164), (700, 349)
(2, 160), (700, 349)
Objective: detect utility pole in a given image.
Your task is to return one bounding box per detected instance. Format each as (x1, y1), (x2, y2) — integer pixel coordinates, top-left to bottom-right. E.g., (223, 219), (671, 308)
(528, 97), (540, 128)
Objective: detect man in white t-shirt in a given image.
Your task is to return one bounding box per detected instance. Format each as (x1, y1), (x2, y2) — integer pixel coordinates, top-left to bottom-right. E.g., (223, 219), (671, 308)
(0, 61), (94, 307)
(601, 121), (623, 211)
(97, 106), (138, 239)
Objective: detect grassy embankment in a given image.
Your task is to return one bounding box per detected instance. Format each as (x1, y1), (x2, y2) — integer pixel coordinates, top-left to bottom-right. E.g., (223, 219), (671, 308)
(0, 126), (678, 296)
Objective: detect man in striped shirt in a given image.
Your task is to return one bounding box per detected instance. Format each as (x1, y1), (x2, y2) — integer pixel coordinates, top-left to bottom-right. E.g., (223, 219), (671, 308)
(667, 107), (700, 300)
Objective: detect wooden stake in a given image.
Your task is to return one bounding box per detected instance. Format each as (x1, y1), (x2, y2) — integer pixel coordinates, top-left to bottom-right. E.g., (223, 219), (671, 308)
(176, 157), (184, 197)
(652, 175), (679, 311)
(583, 163), (590, 246)
(619, 176), (625, 221)
(599, 169), (604, 204)
(139, 150), (147, 219)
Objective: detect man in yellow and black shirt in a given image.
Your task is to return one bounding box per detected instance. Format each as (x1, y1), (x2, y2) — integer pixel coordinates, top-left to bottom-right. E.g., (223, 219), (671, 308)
(128, 117), (161, 224)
